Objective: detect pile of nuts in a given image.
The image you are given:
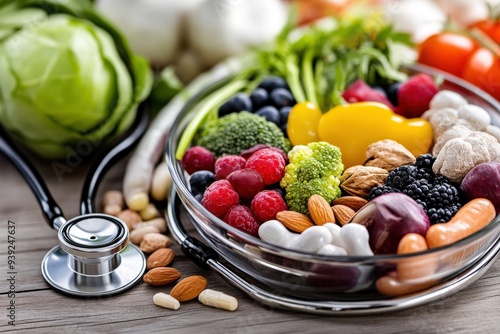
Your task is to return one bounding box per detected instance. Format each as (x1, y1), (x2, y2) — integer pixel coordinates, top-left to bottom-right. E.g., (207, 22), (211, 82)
(101, 190), (238, 311)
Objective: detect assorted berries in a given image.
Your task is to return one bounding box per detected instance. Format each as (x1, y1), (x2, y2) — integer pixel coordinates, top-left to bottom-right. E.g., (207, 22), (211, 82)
(190, 144), (288, 233)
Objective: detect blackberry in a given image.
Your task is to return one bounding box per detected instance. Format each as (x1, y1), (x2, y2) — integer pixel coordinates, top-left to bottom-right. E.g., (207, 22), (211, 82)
(403, 179), (431, 204)
(415, 167), (434, 182)
(370, 158), (463, 224)
(425, 183), (461, 209)
(385, 165), (418, 190)
(369, 185), (399, 200)
(415, 154), (436, 170)
(427, 205), (461, 224)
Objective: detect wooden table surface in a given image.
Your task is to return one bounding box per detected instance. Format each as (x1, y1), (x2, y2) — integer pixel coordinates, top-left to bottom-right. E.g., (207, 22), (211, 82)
(1, 152), (499, 334)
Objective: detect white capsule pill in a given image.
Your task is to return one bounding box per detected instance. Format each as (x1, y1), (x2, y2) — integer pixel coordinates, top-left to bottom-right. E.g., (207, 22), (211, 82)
(153, 292), (180, 310)
(198, 289), (238, 311)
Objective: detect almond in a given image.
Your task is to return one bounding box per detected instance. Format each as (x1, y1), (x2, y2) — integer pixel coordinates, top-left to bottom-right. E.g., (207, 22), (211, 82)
(140, 233), (172, 253)
(147, 248), (175, 270)
(308, 194), (335, 225)
(332, 205), (356, 226)
(332, 196), (368, 212)
(170, 275), (208, 302)
(143, 267), (181, 286)
(276, 211), (314, 233)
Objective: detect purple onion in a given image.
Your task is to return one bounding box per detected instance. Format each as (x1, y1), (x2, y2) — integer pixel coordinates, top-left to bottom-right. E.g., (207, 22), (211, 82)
(461, 162), (500, 215)
(351, 193), (430, 254)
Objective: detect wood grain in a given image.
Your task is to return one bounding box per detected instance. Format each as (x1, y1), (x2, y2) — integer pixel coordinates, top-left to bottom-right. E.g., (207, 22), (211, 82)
(0, 154), (499, 333)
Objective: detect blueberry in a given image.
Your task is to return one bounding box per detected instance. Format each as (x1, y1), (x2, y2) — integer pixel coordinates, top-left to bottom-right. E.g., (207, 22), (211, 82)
(270, 88), (295, 108)
(372, 86), (388, 98)
(385, 82), (402, 107)
(255, 106), (280, 126)
(218, 93), (253, 116)
(279, 106), (291, 125)
(280, 123), (288, 137)
(258, 76), (289, 92)
(189, 170), (215, 196)
(194, 193), (204, 203)
(249, 88), (269, 110)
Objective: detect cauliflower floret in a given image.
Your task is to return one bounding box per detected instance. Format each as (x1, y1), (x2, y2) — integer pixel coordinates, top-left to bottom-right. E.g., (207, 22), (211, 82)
(429, 90), (468, 112)
(433, 131), (500, 183)
(280, 142), (344, 216)
(457, 104), (491, 131)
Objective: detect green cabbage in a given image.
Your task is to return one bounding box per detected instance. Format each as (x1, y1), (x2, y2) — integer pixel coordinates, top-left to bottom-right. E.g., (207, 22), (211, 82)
(0, 0), (152, 159)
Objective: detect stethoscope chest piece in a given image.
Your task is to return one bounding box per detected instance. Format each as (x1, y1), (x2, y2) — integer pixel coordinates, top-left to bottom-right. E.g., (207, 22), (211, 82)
(41, 214), (145, 297)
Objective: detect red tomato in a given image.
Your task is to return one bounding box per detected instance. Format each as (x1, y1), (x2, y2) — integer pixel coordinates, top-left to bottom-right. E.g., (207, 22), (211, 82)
(462, 47), (500, 101)
(471, 20), (500, 45)
(418, 33), (479, 77)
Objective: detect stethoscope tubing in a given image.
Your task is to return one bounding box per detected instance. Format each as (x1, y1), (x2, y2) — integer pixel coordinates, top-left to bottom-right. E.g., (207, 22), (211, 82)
(166, 187), (500, 315)
(0, 105), (149, 225)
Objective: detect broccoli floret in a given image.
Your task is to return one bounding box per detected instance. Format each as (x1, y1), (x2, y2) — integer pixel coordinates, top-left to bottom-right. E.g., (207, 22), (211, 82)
(196, 112), (291, 157)
(280, 142), (344, 216)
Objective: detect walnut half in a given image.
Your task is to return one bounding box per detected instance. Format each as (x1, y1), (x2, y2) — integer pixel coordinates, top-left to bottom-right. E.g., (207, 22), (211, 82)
(364, 139), (416, 172)
(340, 166), (388, 198)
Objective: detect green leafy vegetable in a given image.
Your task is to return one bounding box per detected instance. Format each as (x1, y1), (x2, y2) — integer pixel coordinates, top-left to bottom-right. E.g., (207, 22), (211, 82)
(0, 0), (152, 159)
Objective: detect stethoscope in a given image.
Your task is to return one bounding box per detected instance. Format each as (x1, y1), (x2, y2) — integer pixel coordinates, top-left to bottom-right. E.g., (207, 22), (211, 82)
(0, 106), (149, 297)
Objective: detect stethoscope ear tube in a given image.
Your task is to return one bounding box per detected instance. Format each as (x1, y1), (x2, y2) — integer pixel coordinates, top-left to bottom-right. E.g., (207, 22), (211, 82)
(0, 124), (64, 229)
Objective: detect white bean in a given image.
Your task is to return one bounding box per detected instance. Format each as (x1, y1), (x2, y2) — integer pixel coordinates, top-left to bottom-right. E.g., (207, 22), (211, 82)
(323, 223), (342, 246)
(140, 203), (160, 221)
(339, 223), (373, 256)
(290, 226), (332, 253)
(316, 244), (347, 256)
(258, 220), (298, 249)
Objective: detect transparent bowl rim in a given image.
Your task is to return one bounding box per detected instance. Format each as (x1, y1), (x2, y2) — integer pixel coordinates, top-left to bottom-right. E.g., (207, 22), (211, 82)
(166, 63), (500, 262)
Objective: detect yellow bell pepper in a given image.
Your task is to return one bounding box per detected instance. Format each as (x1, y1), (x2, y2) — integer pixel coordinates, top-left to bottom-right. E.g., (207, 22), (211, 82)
(318, 102), (432, 168)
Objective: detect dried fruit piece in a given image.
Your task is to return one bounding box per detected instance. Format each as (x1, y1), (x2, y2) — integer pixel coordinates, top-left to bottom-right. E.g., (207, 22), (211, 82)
(276, 211), (314, 232)
(308, 194), (335, 225)
(143, 267), (181, 286)
(170, 276), (208, 302)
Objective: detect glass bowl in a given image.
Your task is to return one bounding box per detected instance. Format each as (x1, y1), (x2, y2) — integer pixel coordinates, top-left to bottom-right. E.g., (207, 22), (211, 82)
(166, 64), (500, 301)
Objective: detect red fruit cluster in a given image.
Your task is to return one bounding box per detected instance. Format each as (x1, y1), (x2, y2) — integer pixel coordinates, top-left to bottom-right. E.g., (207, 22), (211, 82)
(199, 146), (288, 236)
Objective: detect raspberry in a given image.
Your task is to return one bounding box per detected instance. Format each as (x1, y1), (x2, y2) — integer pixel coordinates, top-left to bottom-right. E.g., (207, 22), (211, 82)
(240, 144), (288, 164)
(245, 148), (286, 185)
(396, 74), (438, 118)
(226, 168), (265, 199)
(181, 146), (215, 175)
(223, 205), (260, 236)
(251, 190), (287, 222)
(201, 180), (239, 218)
(214, 155), (246, 180)
(342, 80), (395, 110)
